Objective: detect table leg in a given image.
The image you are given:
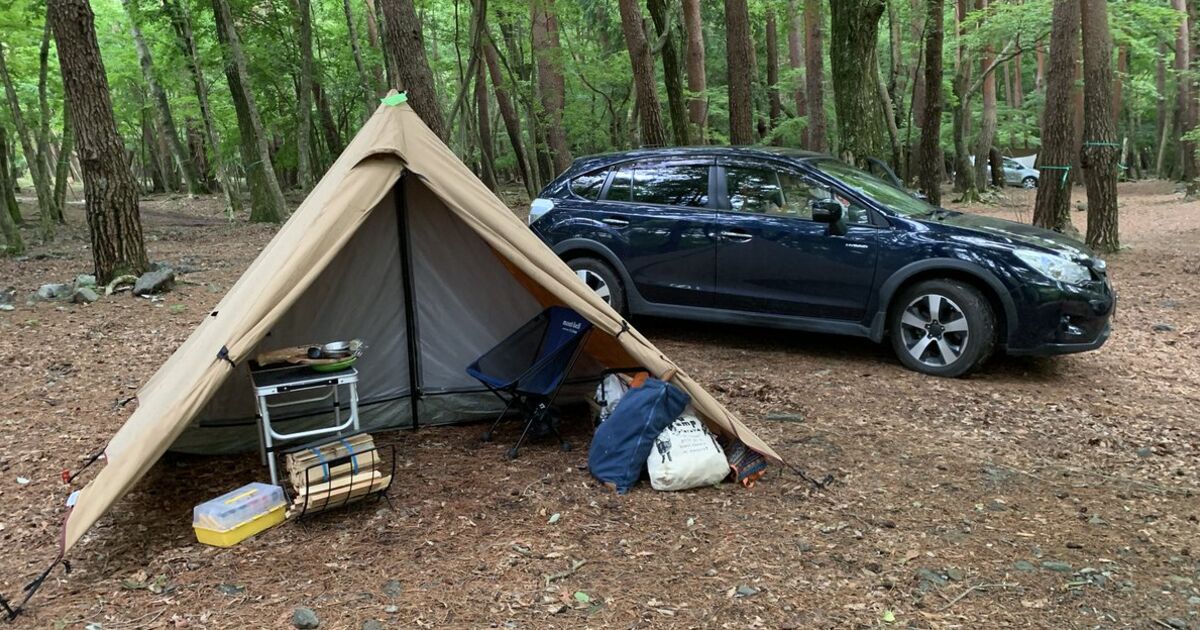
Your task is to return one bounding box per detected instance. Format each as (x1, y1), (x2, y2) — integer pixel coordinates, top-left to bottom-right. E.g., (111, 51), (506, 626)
(350, 383), (360, 432)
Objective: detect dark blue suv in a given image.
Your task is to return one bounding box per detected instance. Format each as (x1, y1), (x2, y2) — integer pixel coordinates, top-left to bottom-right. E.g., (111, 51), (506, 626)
(528, 147), (1115, 377)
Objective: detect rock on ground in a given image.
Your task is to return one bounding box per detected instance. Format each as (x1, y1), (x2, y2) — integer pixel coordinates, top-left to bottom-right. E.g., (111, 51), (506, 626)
(72, 287), (100, 304)
(36, 283), (70, 300)
(133, 268), (175, 296)
(292, 607), (319, 629)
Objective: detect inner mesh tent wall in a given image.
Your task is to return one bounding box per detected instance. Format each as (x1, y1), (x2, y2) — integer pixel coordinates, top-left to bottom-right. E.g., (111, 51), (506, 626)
(172, 177), (548, 454)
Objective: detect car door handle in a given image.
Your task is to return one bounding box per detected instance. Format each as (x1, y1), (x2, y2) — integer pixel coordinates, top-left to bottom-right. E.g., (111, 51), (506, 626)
(719, 231), (753, 243)
(601, 217), (629, 227)
(845, 242), (870, 250)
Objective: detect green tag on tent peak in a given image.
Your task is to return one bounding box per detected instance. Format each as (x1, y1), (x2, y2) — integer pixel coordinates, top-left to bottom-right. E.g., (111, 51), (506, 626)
(381, 92), (408, 106)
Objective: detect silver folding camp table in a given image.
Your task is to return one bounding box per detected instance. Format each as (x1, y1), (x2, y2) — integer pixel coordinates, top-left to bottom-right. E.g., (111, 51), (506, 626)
(250, 364), (360, 485)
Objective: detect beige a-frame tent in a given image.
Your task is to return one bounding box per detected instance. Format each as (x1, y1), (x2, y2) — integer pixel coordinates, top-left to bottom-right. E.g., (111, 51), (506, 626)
(58, 95), (781, 555)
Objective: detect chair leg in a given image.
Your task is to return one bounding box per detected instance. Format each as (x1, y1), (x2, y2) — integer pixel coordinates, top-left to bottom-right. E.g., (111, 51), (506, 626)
(507, 403), (545, 460)
(549, 417), (571, 452)
(482, 396), (517, 443)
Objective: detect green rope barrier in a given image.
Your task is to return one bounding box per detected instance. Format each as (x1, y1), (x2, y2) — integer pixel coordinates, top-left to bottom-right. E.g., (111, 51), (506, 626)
(1040, 165), (1071, 188)
(1082, 141), (1121, 148)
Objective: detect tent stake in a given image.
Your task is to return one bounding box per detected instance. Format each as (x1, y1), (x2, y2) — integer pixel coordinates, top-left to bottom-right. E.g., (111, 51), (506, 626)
(395, 174), (423, 430)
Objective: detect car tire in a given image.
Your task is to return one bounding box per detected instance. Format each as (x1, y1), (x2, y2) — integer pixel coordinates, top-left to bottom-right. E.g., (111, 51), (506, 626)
(888, 279), (995, 377)
(1022, 176), (1038, 189)
(568, 257), (626, 315)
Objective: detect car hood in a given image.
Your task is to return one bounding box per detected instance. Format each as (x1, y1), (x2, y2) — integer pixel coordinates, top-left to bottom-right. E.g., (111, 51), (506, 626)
(934, 212), (1093, 259)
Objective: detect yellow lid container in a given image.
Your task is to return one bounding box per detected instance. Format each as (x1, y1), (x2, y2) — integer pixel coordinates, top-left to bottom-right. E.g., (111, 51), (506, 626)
(193, 482), (287, 547)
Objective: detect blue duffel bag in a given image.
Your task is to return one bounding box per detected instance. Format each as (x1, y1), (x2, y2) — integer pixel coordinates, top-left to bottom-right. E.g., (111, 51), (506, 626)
(588, 378), (690, 493)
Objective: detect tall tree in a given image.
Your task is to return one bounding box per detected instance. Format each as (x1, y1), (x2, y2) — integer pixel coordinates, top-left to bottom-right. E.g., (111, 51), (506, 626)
(294, 0), (316, 188)
(531, 0), (571, 171)
(1032, 0), (1080, 234)
(1080, 0), (1118, 252)
(829, 0), (887, 163)
(618, 0), (668, 147)
(803, 0), (826, 150)
(950, 0), (977, 199)
(36, 22), (63, 223)
(726, 0), (755, 144)
(917, 0), (944, 205)
(342, 0), (376, 118)
(787, 0), (807, 143)
(48, 0), (148, 282)
(380, 0), (447, 139)
(484, 38), (534, 198)
(212, 0), (288, 223)
(474, 45), (497, 191)
(0, 126), (22, 254)
(766, 9), (783, 133)
(1174, 0), (1197, 190)
(647, 0), (689, 145)
(161, 0), (242, 216)
(0, 126), (22, 227)
(362, 0), (386, 93)
(682, 0), (707, 141)
(123, 0), (206, 196)
(971, 0), (998, 191)
(0, 42), (56, 240)
(53, 101), (72, 212)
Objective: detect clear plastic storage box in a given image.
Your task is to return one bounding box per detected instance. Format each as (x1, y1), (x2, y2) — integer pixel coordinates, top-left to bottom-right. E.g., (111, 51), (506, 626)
(192, 482), (286, 547)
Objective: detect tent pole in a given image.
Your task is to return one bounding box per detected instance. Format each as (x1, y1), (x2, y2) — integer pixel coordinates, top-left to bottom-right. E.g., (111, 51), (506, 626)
(395, 174), (422, 430)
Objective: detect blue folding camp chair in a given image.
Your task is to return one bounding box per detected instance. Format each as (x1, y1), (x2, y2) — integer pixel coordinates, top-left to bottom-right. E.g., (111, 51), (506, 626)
(467, 306), (593, 459)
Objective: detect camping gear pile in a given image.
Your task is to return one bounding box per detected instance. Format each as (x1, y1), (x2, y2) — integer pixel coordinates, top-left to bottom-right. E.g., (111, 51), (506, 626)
(284, 433), (393, 517)
(589, 375), (762, 492)
(255, 339), (365, 371)
(193, 482), (287, 547)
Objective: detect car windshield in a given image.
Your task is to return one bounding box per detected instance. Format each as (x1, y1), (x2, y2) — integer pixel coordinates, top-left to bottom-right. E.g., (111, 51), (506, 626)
(810, 158), (938, 217)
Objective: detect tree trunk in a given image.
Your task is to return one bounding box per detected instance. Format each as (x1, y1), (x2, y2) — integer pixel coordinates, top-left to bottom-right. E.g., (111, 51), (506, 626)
(294, 0), (316, 188)
(787, 0), (806, 143)
(313, 80), (343, 159)
(380, 0), (447, 140)
(474, 49), (497, 191)
(0, 125), (22, 254)
(54, 102), (73, 211)
(0, 127), (22, 227)
(0, 43), (56, 240)
(682, 0), (708, 142)
(766, 9), (783, 136)
(905, 0), (926, 178)
(1080, 0), (1118, 251)
(1112, 45), (1126, 127)
(37, 21), (64, 223)
(125, 0), (206, 196)
(1032, 0), (1080, 234)
(48, 0), (148, 282)
(1174, 0), (1197, 189)
(617, 0), (668, 147)
(484, 39), (535, 198)
(647, 0), (689, 145)
(804, 0), (826, 150)
(363, 0), (387, 93)
(972, 0), (996, 190)
(725, 0), (755, 145)
(917, 0), (945, 205)
(161, 0), (243, 217)
(343, 0), (376, 118)
(828, 0), (887, 164)
(1035, 44), (1045, 91)
(951, 0), (976, 199)
(141, 114), (166, 193)
(212, 0), (288, 223)
(531, 0), (572, 171)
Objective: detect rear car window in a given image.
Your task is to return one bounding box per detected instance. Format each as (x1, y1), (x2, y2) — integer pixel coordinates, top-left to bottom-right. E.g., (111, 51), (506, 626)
(604, 166), (632, 201)
(570, 168), (609, 200)
(631, 163), (710, 207)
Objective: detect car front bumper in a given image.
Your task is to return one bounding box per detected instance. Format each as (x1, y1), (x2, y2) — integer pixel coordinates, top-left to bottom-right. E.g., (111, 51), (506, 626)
(1006, 277), (1115, 356)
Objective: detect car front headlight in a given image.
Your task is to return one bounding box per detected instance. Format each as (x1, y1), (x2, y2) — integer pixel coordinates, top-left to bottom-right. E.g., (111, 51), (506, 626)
(528, 198), (555, 225)
(1013, 249), (1091, 285)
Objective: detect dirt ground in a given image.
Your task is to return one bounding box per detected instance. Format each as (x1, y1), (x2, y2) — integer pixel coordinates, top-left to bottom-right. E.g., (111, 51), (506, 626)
(1, 181), (1198, 629)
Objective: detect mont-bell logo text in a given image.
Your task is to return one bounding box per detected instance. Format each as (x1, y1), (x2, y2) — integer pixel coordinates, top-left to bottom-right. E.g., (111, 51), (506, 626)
(561, 320), (583, 332)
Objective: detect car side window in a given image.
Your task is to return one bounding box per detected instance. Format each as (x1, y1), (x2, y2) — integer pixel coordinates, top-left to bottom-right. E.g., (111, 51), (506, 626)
(727, 166), (871, 224)
(603, 165), (632, 202)
(726, 167), (783, 214)
(570, 168), (609, 200)
(631, 163), (710, 207)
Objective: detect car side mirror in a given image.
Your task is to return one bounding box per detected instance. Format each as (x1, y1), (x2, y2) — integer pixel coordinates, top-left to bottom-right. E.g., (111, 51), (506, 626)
(812, 200), (848, 236)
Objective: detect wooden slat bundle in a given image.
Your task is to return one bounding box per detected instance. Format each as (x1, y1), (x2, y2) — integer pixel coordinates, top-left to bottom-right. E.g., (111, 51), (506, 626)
(285, 433), (388, 515)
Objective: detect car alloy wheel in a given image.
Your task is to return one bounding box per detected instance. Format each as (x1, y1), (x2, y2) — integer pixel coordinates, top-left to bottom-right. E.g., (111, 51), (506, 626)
(1022, 177), (1038, 189)
(575, 268), (611, 304)
(898, 293), (970, 368)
